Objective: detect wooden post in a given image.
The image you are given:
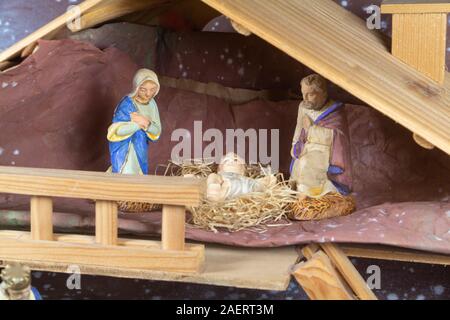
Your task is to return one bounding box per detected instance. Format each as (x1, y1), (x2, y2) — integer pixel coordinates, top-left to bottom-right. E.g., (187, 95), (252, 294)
(95, 200), (118, 246)
(382, 0), (450, 84)
(321, 243), (377, 300)
(30, 196), (53, 241)
(161, 205), (186, 251)
(293, 250), (355, 300)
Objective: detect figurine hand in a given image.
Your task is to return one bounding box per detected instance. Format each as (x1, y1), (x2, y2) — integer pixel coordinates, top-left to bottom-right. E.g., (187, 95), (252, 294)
(131, 112), (150, 130)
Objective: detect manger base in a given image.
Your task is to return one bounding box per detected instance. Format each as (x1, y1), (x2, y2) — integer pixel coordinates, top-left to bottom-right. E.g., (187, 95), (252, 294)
(0, 231), (205, 274)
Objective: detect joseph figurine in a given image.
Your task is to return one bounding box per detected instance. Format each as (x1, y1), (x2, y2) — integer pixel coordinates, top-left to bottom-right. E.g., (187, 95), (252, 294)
(107, 69), (162, 175)
(289, 74), (355, 220)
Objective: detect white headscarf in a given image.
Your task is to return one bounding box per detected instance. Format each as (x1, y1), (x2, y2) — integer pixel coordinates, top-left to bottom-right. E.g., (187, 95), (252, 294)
(130, 68), (160, 98)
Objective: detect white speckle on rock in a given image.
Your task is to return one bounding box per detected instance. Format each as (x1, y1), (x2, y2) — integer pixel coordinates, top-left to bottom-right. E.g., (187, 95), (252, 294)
(238, 67), (244, 76)
(387, 293), (398, 300)
(227, 58), (233, 65)
(12, 149), (20, 156)
(416, 294), (426, 300)
(446, 210), (450, 218)
(0, 147), (4, 155)
(220, 54), (225, 60)
(2, 82), (8, 89)
(10, 161), (15, 165)
(433, 285), (445, 296)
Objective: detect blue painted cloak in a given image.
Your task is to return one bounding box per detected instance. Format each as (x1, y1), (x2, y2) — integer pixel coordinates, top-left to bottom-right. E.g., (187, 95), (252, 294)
(109, 96), (159, 174)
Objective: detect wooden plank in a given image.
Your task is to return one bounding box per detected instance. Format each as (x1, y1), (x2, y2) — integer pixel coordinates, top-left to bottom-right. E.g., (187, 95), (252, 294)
(0, 166), (203, 206)
(95, 200), (118, 245)
(0, 231), (204, 274)
(0, 230), (202, 252)
(201, 0), (450, 155)
(0, 0), (105, 63)
(301, 243), (319, 260)
(0, 61), (15, 72)
(340, 244), (450, 266)
(161, 205), (186, 251)
(321, 243), (377, 300)
(293, 250), (355, 300)
(382, 0), (450, 14)
(69, 0), (171, 32)
(391, 13), (446, 83)
(30, 196), (53, 241)
(0, 242), (296, 291)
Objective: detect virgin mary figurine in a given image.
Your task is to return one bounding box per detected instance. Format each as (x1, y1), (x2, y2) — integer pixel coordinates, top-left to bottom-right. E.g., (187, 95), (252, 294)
(107, 69), (162, 175)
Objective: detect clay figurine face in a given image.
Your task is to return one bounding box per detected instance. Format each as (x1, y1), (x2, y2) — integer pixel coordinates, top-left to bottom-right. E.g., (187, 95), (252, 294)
(301, 85), (327, 110)
(217, 153), (246, 176)
(135, 80), (158, 104)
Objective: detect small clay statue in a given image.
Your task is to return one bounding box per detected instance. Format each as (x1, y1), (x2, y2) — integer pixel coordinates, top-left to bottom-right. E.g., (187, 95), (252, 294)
(107, 69), (162, 175)
(289, 74), (355, 220)
(206, 153), (277, 202)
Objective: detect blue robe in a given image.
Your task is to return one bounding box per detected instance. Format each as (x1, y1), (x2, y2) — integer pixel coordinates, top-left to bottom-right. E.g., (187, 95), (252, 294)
(109, 96), (160, 174)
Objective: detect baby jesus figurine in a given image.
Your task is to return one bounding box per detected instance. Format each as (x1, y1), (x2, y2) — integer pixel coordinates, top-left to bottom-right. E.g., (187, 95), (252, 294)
(289, 74), (355, 220)
(206, 153), (277, 202)
(107, 69), (162, 175)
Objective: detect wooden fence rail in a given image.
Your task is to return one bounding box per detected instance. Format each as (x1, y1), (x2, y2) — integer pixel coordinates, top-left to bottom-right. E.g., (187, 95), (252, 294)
(0, 166), (205, 274)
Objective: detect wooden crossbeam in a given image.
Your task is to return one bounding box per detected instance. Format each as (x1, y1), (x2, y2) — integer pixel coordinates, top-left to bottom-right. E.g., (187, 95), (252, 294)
(0, 0), (105, 63)
(382, 0), (450, 14)
(321, 243), (377, 300)
(68, 0), (171, 32)
(293, 250), (355, 300)
(0, 166), (204, 206)
(202, 0), (450, 155)
(340, 244), (450, 266)
(293, 244), (378, 300)
(0, 231), (204, 273)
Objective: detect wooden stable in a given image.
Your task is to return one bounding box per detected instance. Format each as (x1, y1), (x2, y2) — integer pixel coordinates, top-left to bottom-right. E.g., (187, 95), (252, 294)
(0, 0), (449, 299)
(0, 166), (205, 274)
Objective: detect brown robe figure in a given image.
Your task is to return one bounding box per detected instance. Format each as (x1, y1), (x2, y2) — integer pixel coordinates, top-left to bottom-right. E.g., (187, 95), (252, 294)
(289, 74), (355, 220)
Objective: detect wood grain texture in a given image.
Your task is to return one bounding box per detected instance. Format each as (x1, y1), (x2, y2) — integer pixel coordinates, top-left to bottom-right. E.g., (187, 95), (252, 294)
(0, 239), (295, 291)
(293, 250), (355, 300)
(30, 196), (53, 241)
(95, 200), (118, 245)
(0, 166), (204, 206)
(382, 0), (450, 14)
(0, 231), (204, 273)
(162, 205), (186, 251)
(202, 0), (450, 155)
(69, 0), (171, 32)
(340, 244), (450, 265)
(321, 243), (377, 300)
(391, 13), (446, 83)
(301, 244), (319, 260)
(0, 0), (105, 63)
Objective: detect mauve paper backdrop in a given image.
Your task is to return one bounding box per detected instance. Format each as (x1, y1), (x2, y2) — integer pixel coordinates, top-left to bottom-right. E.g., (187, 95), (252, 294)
(0, 0), (449, 65)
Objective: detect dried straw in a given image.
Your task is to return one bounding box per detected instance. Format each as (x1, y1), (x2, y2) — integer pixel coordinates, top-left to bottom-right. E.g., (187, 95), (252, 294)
(167, 160), (298, 233)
